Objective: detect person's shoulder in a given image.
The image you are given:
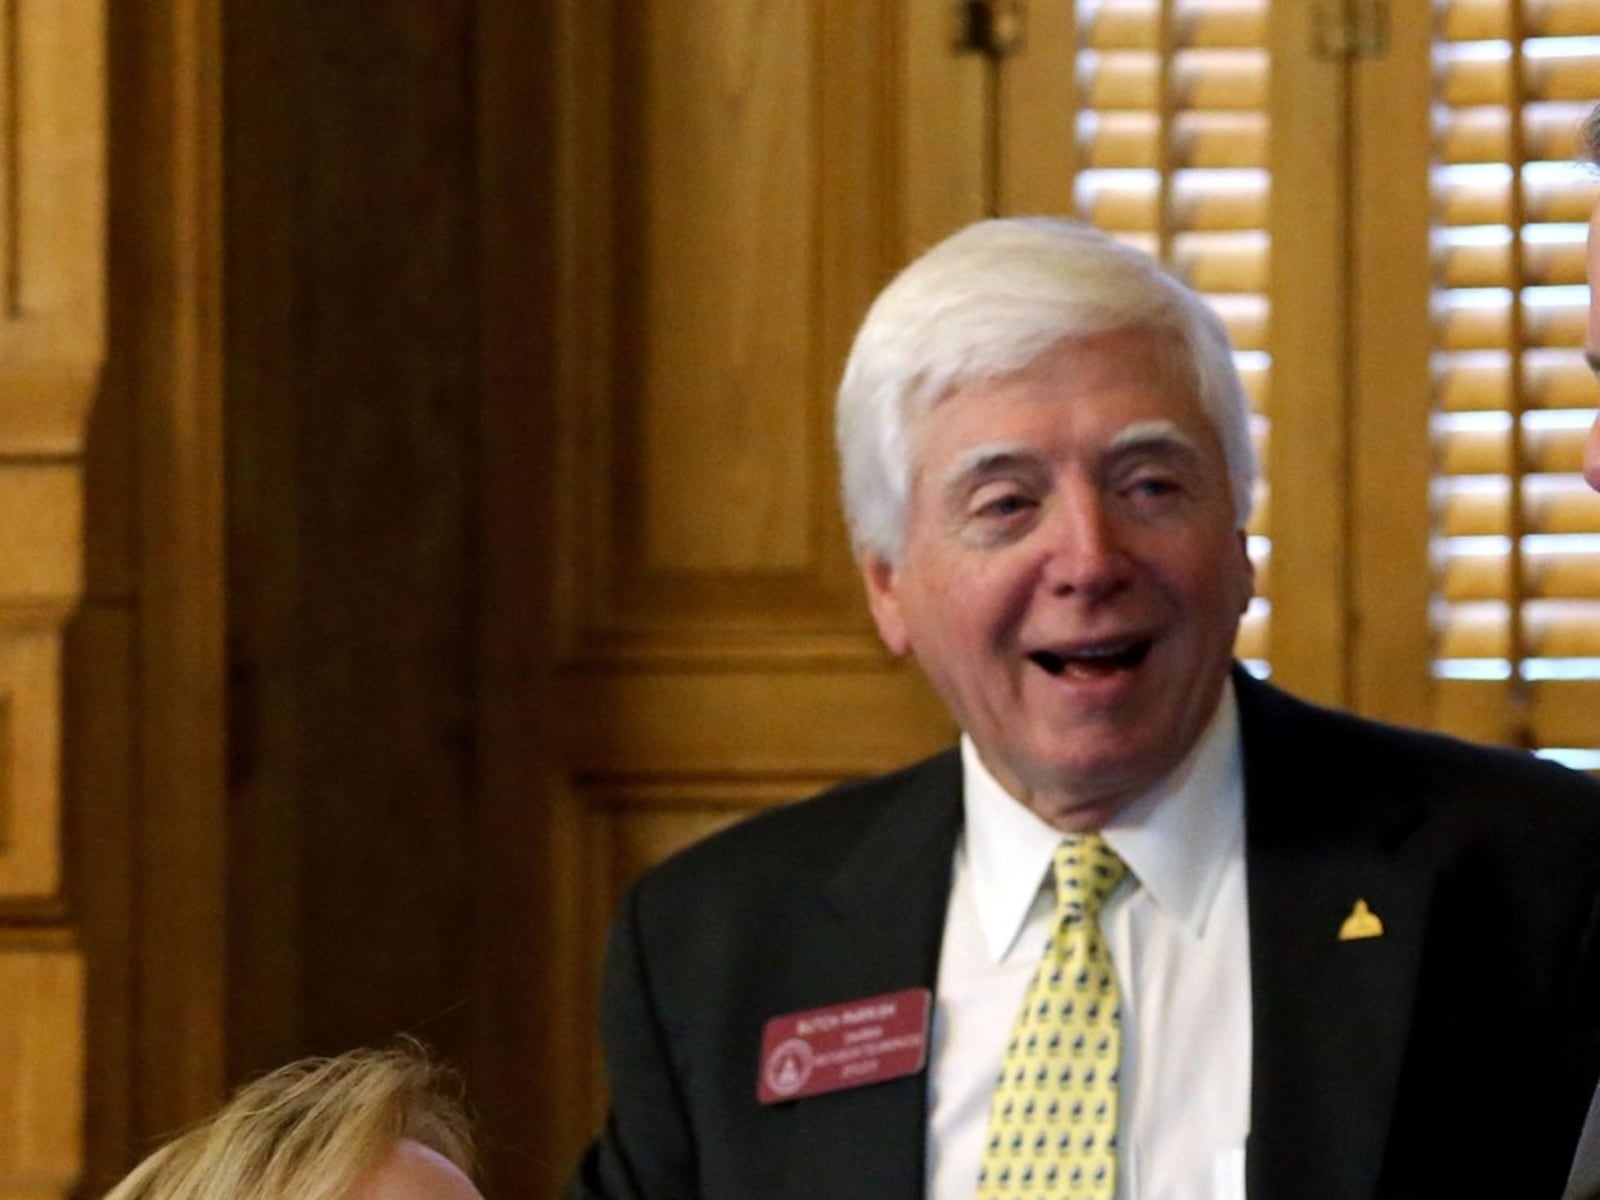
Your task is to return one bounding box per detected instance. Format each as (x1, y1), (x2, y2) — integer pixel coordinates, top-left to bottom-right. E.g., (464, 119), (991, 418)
(636, 748), (961, 896)
(1238, 671), (1600, 832)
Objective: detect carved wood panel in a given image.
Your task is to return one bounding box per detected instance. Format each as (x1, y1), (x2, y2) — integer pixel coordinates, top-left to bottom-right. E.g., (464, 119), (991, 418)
(525, 8), (959, 1192)
(0, 1), (104, 1197)
(0, 467), (82, 903)
(559, 0), (895, 660)
(0, 626), (63, 900)
(0, 940), (83, 1200)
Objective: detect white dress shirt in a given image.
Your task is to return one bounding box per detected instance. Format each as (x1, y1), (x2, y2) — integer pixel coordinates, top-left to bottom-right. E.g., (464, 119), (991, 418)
(926, 682), (1251, 1200)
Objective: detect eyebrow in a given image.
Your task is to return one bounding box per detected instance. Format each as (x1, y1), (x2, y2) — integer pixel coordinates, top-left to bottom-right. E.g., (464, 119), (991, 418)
(941, 441), (1033, 481)
(1106, 420), (1201, 460)
(933, 421), (1203, 497)
(1586, 349), (1600, 377)
(935, 442), (1043, 501)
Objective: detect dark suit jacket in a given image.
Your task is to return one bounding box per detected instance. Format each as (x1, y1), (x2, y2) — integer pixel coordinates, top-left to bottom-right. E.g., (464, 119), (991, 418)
(568, 672), (1600, 1199)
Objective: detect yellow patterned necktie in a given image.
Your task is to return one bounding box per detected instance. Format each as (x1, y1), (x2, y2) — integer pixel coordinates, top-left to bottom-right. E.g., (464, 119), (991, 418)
(977, 834), (1129, 1199)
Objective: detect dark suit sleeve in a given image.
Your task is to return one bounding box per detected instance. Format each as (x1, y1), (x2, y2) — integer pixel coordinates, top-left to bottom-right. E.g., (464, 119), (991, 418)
(565, 883), (698, 1200)
(1505, 781), (1600, 1197)
(1562, 880), (1600, 1200)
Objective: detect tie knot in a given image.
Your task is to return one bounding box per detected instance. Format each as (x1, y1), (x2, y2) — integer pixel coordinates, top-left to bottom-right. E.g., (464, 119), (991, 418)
(1052, 834), (1126, 924)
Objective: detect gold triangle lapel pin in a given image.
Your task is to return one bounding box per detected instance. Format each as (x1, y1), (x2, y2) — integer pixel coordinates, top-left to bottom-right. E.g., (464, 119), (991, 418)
(1338, 898), (1384, 941)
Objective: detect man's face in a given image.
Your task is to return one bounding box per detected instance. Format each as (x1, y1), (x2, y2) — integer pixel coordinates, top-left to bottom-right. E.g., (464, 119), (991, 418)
(1586, 197), (1600, 491)
(861, 328), (1254, 830)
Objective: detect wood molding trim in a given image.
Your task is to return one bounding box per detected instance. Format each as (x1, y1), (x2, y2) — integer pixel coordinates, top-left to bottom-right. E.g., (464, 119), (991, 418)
(120, 0), (229, 1143)
(84, 0), (227, 1177)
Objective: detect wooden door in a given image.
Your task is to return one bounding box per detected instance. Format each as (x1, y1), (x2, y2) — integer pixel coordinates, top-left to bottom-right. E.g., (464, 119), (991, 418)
(500, 4), (959, 1179)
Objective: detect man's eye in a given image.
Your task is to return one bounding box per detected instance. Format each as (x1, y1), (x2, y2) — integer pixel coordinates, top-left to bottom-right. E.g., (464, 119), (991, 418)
(1127, 476), (1182, 500)
(973, 493), (1034, 519)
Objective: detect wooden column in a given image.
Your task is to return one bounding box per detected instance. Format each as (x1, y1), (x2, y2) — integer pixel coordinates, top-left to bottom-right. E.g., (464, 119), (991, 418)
(73, 1), (228, 1190)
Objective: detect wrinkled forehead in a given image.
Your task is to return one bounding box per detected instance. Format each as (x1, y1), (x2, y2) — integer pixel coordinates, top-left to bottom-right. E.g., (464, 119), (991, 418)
(921, 321), (1196, 412)
(909, 326), (1202, 435)
(905, 329), (1219, 480)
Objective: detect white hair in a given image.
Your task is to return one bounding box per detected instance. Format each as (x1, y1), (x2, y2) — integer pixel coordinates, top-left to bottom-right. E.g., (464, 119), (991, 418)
(835, 217), (1258, 562)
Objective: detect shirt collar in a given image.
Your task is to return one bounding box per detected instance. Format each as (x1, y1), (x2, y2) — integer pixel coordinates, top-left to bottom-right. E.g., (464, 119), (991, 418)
(960, 677), (1245, 962)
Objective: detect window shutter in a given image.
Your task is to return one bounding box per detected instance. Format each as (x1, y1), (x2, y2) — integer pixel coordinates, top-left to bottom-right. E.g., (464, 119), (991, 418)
(1430, 0), (1600, 763)
(1073, 0), (1274, 670)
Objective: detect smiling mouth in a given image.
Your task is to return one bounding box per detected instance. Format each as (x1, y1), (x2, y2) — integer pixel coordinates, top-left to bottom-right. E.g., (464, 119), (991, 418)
(1029, 641), (1153, 677)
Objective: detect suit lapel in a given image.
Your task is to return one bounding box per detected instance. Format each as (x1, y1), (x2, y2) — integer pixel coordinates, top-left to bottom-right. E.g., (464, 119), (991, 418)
(1245, 829), (1433, 1199)
(1237, 674), (1434, 1200)
(768, 751), (963, 1200)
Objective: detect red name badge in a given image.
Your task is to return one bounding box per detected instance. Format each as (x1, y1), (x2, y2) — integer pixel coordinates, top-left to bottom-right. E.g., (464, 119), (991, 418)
(757, 987), (932, 1105)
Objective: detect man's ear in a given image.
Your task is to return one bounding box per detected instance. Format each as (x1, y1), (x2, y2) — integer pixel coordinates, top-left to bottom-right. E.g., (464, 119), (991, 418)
(1233, 528), (1256, 617)
(860, 552), (911, 656)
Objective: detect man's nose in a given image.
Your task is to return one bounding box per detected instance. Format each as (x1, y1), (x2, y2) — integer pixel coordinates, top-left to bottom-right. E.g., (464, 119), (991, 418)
(1039, 489), (1129, 600)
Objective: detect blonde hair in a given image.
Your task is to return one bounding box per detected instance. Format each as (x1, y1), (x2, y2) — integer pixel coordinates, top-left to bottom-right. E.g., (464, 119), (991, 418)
(102, 1044), (475, 1200)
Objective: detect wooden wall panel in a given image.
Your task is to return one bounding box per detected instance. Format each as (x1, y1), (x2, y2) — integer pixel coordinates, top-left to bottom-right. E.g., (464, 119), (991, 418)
(556, 670), (955, 776)
(0, 941), (83, 1200)
(0, 466), (82, 906)
(223, 0), (478, 1079)
(901, 3), (988, 252)
(0, 628), (63, 900)
(0, 0), (104, 402)
(567, 0), (891, 650)
(0, 1), (103, 1197)
(509, 5), (958, 1195)
(996, 4), (1078, 216)
(634, 2), (816, 574)
(0, 471), (81, 605)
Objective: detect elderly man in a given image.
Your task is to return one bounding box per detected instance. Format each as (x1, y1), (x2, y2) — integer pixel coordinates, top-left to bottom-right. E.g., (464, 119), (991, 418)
(568, 217), (1600, 1200)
